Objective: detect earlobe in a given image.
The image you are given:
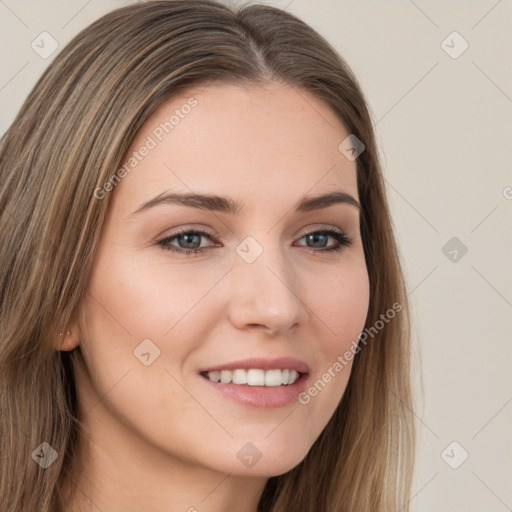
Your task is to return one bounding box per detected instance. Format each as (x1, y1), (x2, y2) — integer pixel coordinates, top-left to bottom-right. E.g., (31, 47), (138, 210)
(59, 330), (79, 351)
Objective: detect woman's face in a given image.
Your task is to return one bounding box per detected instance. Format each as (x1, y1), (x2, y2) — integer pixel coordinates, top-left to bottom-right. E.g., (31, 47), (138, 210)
(71, 81), (370, 478)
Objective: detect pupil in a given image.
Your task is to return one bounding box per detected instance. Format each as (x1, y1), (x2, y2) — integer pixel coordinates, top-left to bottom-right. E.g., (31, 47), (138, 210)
(181, 234), (200, 249)
(308, 234), (327, 247)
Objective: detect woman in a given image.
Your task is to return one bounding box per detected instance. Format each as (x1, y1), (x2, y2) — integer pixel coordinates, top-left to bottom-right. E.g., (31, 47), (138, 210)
(0, 1), (415, 510)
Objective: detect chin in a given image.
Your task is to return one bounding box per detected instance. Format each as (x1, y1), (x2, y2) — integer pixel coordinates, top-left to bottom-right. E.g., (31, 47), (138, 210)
(211, 442), (310, 477)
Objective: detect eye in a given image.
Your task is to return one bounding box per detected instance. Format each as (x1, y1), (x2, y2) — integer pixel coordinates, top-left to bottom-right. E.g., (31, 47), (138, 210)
(156, 227), (354, 256)
(156, 228), (217, 256)
(294, 228), (354, 253)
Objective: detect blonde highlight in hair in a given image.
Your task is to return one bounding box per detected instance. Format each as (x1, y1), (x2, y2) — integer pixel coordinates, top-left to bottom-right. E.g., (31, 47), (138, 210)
(0, 1), (416, 510)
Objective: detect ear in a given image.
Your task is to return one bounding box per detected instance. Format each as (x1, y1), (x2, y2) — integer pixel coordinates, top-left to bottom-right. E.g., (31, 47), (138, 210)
(58, 324), (80, 351)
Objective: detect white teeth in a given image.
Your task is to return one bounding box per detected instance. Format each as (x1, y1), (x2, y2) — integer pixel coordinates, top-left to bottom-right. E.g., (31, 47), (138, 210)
(207, 371), (221, 382)
(247, 369), (264, 386)
(205, 369), (300, 386)
(232, 369), (247, 385)
(220, 370), (231, 384)
(264, 370), (281, 387)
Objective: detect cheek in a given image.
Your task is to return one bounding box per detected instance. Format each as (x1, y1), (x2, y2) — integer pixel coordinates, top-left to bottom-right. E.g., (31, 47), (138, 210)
(312, 258), (370, 346)
(86, 249), (220, 338)
(77, 249), (224, 394)
(76, 264), (196, 435)
(298, 260), (369, 422)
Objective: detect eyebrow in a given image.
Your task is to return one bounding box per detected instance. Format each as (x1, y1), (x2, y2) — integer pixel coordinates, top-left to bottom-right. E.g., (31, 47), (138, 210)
(131, 190), (361, 216)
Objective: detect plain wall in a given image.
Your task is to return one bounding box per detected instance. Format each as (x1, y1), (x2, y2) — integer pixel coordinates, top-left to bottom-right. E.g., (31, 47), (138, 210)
(1, 1), (511, 510)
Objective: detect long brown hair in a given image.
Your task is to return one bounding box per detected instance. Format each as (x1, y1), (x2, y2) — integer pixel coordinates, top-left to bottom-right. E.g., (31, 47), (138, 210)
(0, 1), (416, 510)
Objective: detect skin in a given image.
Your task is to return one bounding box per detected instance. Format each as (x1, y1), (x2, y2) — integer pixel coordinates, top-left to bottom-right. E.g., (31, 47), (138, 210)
(61, 81), (370, 512)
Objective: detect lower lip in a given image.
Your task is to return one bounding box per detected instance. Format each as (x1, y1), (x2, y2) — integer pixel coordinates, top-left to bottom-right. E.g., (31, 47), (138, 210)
(199, 373), (309, 409)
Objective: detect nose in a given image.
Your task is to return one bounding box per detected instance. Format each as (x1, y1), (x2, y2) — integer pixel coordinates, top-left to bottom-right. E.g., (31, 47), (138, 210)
(226, 238), (307, 335)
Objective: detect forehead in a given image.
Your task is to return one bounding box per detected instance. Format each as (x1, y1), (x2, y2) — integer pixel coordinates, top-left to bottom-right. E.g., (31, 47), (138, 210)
(111, 82), (358, 212)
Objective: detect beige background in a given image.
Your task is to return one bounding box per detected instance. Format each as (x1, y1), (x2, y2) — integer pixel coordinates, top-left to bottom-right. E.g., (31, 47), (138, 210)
(1, 0), (511, 510)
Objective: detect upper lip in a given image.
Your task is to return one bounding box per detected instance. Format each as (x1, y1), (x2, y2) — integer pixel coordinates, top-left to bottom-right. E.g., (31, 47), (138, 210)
(200, 357), (310, 374)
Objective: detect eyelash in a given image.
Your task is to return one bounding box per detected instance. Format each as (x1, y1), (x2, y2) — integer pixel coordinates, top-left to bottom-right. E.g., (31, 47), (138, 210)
(156, 227), (354, 256)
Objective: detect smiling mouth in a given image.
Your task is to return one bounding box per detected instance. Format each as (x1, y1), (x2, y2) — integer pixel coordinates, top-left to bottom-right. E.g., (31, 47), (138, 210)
(200, 368), (304, 387)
